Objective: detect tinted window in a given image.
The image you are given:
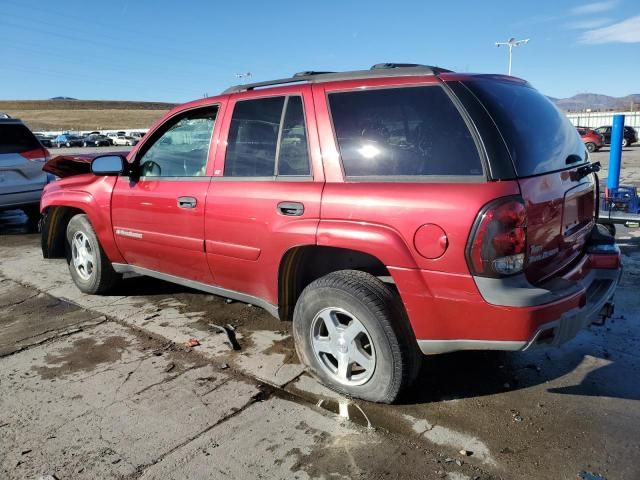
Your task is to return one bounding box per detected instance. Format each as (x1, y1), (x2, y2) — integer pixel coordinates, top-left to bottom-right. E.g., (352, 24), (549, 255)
(138, 107), (217, 177)
(0, 124), (42, 154)
(277, 96), (310, 176)
(225, 97), (285, 177)
(463, 79), (585, 177)
(328, 86), (482, 177)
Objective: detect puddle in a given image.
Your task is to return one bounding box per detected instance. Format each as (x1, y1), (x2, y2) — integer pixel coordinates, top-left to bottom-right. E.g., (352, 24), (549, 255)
(34, 336), (130, 380)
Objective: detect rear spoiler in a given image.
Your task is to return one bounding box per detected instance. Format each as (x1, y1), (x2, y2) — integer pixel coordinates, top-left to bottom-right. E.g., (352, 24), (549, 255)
(43, 151), (130, 178)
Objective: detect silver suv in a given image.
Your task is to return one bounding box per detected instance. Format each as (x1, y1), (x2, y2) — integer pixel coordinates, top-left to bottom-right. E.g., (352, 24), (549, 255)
(0, 119), (50, 220)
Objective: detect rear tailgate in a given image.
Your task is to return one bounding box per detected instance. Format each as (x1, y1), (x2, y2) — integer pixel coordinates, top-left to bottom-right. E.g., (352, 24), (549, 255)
(460, 77), (595, 283)
(518, 170), (594, 283)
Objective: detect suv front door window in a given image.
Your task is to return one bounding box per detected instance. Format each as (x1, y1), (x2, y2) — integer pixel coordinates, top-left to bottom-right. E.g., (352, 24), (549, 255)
(110, 106), (219, 283)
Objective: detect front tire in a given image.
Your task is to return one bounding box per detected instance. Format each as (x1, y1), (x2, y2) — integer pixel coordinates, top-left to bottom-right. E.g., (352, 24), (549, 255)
(622, 138), (629, 148)
(293, 270), (421, 403)
(65, 214), (121, 294)
(585, 142), (596, 153)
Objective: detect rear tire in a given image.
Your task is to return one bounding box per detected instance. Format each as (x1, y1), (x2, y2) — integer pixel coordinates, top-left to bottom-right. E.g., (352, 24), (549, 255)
(65, 214), (121, 294)
(293, 270), (421, 403)
(622, 138), (629, 148)
(585, 142), (596, 153)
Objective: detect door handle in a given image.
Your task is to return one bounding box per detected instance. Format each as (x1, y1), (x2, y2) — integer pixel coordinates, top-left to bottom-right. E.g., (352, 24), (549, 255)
(277, 201), (304, 216)
(177, 196), (197, 209)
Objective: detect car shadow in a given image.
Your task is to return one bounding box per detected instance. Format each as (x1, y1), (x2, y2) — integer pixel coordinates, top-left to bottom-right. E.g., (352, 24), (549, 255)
(401, 232), (640, 405)
(0, 210), (39, 235)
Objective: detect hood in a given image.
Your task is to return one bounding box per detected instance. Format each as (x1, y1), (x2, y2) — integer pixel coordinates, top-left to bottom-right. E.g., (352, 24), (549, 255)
(43, 151), (130, 178)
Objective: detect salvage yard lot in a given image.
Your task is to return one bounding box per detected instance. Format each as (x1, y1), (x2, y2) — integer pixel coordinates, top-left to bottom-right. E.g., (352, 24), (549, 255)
(0, 100), (174, 131)
(1, 146), (639, 479)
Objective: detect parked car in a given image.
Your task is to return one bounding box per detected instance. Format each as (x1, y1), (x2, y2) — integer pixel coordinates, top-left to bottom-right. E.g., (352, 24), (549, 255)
(0, 118), (50, 221)
(82, 134), (112, 147)
(54, 134), (84, 148)
(112, 135), (138, 146)
(35, 134), (53, 148)
(576, 126), (603, 153)
(40, 64), (621, 403)
(594, 125), (638, 147)
(129, 131), (146, 140)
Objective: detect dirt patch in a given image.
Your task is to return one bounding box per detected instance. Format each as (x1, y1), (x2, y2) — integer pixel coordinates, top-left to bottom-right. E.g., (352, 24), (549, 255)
(264, 335), (298, 365)
(34, 336), (130, 380)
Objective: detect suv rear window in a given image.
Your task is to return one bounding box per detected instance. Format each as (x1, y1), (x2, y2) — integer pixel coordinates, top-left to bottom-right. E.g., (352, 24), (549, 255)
(328, 86), (483, 178)
(0, 123), (42, 154)
(462, 79), (586, 177)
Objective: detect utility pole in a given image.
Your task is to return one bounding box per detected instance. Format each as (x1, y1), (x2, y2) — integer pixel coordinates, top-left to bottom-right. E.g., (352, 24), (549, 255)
(495, 37), (529, 75)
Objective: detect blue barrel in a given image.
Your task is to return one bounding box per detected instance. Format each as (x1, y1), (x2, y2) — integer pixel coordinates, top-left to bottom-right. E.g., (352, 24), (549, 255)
(607, 114), (625, 191)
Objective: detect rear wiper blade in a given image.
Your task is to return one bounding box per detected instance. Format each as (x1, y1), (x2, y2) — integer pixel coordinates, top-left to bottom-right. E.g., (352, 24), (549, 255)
(576, 161), (601, 180)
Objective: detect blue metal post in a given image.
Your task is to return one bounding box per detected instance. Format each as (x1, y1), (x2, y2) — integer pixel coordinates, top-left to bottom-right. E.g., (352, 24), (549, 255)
(607, 114), (625, 191)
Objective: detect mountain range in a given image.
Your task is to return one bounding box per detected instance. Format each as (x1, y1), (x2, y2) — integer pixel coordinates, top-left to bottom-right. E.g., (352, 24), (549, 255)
(550, 93), (640, 112)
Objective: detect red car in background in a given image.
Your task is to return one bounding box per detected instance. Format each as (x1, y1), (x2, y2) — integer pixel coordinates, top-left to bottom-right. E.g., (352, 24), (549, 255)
(577, 126), (604, 153)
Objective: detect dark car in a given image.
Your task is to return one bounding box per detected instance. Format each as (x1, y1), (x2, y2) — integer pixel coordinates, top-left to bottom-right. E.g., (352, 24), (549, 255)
(54, 134), (84, 148)
(41, 64), (621, 403)
(594, 125), (638, 147)
(82, 134), (112, 147)
(35, 134), (54, 148)
(576, 126), (604, 153)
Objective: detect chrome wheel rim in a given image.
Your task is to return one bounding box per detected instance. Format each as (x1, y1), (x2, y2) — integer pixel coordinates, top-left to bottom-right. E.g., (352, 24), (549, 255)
(72, 231), (95, 281)
(310, 307), (376, 386)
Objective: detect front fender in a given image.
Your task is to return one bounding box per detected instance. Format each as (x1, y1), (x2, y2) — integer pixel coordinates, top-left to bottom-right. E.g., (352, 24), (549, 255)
(41, 176), (123, 263)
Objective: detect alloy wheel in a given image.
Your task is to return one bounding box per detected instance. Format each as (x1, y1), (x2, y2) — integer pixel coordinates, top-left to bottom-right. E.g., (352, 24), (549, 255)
(71, 231), (95, 281)
(310, 307), (376, 386)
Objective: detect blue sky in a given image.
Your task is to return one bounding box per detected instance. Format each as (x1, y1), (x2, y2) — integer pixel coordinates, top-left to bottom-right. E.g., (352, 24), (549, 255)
(1, 0), (638, 102)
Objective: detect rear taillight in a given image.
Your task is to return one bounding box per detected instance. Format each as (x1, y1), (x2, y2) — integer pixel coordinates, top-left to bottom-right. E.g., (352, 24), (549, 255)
(467, 196), (527, 277)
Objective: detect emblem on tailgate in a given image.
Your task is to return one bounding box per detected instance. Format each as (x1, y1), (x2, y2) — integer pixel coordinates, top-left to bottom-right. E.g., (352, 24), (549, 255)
(529, 244), (559, 263)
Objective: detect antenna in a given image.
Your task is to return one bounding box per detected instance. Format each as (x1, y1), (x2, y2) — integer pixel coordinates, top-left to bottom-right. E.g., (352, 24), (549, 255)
(495, 37), (529, 75)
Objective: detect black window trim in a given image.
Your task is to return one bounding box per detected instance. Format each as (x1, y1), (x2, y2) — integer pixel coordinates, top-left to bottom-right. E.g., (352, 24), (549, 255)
(131, 103), (220, 181)
(222, 94), (313, 180)
(324, 82), (489, 183)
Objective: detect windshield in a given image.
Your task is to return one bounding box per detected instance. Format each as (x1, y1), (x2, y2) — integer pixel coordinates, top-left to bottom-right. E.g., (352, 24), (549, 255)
(463, 79), (586, 177)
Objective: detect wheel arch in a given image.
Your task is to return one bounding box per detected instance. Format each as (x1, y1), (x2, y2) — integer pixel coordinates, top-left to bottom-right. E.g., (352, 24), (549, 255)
(41, 190), (124, 263)
(277, 245), (395, 322)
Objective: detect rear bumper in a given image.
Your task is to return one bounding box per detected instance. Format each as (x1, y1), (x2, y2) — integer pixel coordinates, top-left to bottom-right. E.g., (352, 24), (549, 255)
(390, 250), (622, 355)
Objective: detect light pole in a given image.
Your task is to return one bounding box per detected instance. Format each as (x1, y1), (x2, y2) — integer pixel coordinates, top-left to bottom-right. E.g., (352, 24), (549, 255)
(495, 37), (529, 76)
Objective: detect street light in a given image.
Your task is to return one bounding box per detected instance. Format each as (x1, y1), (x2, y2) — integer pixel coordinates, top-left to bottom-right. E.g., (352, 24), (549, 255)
(495, 37), (529, 76)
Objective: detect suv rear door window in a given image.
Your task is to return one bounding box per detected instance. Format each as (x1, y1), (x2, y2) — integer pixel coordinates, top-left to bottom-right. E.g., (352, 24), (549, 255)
(462, 79), (586, 177)
(0, 124), (42, 154)
(328, 86), (483, 178)
(224, 96), (310, 177)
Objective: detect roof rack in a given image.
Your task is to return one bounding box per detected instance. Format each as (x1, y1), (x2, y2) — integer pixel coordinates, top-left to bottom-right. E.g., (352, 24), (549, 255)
(222, 63), (452, 94)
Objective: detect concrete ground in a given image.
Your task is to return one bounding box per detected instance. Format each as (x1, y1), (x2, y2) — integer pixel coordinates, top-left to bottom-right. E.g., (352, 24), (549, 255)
(1, 146), (639, 480)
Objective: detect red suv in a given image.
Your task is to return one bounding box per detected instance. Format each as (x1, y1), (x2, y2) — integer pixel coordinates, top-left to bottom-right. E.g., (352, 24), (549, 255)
(576, 126), (604, 153)
(40, 64), (622, 403)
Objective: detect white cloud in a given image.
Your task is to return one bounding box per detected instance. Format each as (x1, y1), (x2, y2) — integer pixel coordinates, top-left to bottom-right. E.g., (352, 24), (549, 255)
(568, 18), (612, 29)
(571, 1), (617, 15)
(579, 15), (640, 44)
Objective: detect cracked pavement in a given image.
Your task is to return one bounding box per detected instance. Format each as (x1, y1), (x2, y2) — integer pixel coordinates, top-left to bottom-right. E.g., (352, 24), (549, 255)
(1, 148), (639, 480)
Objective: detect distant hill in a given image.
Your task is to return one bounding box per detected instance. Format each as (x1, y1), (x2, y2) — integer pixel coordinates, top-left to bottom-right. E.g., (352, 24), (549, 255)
(553, 93), (640, 112)
(50, 96), (77, 101)
(0, 100), (176, 131)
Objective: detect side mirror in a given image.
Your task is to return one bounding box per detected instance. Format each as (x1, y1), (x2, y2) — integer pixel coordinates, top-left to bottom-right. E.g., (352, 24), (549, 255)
(91, 155), (125, 176)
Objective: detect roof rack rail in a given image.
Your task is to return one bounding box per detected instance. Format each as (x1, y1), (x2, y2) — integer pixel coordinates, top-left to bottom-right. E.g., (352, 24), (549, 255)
(371, 63), (452, 74)
(293, 71), (335, 77)
(222, 64), (453, 94)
